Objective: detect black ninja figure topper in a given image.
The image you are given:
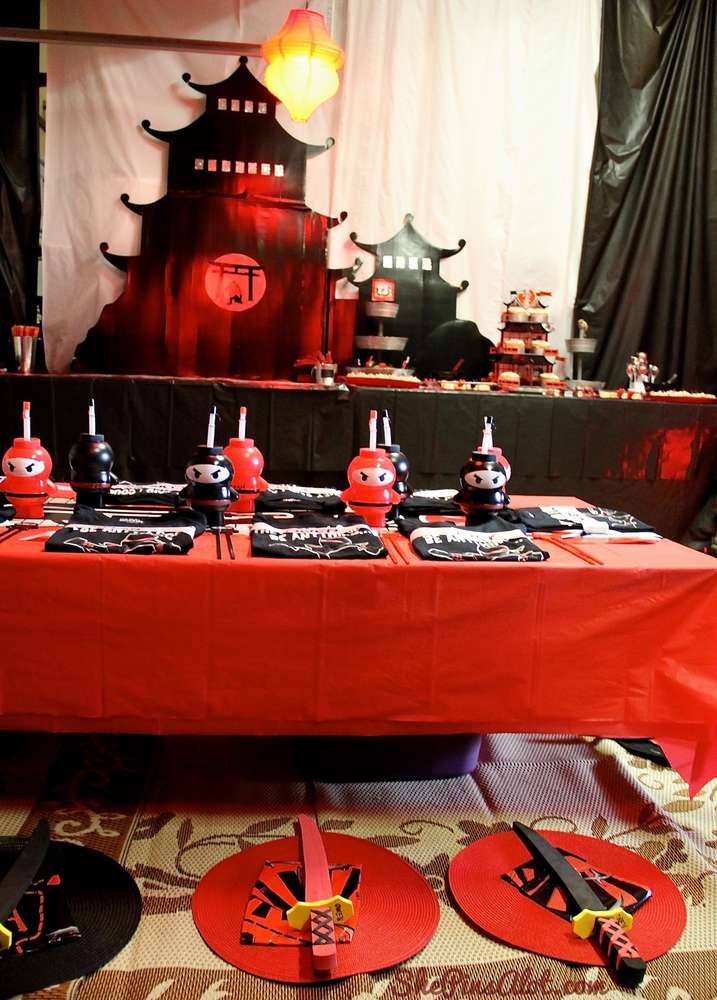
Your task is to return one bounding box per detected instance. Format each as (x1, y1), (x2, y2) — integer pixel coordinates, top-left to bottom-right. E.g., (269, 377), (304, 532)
(68, 399), (116, 508)
(181, 446), (237, 528)
(455, 451), (509, 525)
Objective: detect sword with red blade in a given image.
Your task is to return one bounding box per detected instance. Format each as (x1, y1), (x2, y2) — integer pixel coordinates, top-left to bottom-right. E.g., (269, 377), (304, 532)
(286, 815), (354, 975)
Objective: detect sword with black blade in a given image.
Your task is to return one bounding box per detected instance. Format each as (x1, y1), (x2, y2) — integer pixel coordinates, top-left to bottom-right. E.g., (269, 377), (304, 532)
(0, 819), (51, 952)
(512, 822), (647, 987)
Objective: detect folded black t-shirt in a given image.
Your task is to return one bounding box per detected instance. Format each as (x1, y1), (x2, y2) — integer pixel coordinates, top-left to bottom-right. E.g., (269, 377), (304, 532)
(511, 505), (656, 535)
(400, 490), (461, 516)
(45, 505), (206, 555)
(107, 481), (183, 507)
(397, 517), (549, 562)
(255, 485), (346, 515)
(251, 512), (386, 559)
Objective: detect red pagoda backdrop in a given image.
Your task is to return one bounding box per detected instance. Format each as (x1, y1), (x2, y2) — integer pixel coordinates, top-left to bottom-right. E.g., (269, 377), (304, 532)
(78, 57), (335, 379)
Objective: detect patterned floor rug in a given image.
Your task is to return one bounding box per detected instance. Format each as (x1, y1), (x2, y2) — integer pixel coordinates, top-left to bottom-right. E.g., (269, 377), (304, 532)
(1, 731), (716, 1000)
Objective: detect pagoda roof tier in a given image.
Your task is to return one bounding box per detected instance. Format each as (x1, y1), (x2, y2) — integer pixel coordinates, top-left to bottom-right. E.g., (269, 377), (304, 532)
(182, 56), (273, 102)
(141, 56), (331, 161)
(141, 116), (331, 161)
(349, 214), (466, 261)
(136, 55), (332, 203)
(344, 268), (469, 294)
(114, 189), (338, 220)
(120, 193), (145, 216)
(100, 242), (135, 272)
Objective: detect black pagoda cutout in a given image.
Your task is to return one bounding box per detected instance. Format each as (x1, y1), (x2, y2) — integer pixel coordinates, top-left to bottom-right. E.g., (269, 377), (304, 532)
(345, 214), (469, 360)
(79, 57), (336, 378)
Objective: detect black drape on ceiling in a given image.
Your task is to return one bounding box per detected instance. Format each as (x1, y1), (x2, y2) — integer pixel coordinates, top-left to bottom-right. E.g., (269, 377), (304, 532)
(575, 0), (717, 391)
(0, 1), (40, 371)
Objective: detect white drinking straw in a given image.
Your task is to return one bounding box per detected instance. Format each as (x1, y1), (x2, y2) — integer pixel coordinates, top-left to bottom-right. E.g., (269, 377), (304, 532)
(238, 406), (247, 441)
(382, 409), (392, 446)
(481, 416), (494, 452)
(22, 401), (31, 440)
(88, 398), (96, 435)
(207, 406), (217, 447)
(368, 409), (377, 450)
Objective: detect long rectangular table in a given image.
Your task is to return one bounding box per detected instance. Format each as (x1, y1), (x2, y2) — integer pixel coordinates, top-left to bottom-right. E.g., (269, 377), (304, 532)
(1, 495), (716, 792)
(3, 373), (717, 538)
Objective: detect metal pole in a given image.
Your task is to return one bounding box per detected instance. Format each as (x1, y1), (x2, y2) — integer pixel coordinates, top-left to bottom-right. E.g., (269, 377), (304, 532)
(0, 26), (262, 58)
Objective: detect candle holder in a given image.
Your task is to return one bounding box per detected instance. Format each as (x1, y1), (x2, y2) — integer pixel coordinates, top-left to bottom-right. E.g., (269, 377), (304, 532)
(455, 451), (509, 526)
(341, 448), (400, 528)
(1, 437), (53, 518)
(224, 437), (268, 514)
(182, 446), (237, 528)
(69, 433), (115, 508)
(10, 324), (40, 374)
(380, 443), (411, 519)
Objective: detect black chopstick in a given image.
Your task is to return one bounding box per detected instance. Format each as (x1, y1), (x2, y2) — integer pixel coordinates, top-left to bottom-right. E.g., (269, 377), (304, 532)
(0, 526), (24, 546)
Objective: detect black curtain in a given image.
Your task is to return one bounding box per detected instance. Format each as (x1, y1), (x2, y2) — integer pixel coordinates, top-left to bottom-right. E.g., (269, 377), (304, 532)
(576, 0), (717, 391)
(0, 2), (40, 370)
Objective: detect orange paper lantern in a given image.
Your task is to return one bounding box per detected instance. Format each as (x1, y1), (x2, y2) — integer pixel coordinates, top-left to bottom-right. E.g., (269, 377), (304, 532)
(261, 9), (344, 122)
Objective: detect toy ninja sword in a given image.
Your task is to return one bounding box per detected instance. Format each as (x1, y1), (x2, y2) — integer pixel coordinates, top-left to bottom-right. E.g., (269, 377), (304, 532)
(286, 815), (354, 975)
(0, 819), (50, 951)
(512, 822), (647, 987)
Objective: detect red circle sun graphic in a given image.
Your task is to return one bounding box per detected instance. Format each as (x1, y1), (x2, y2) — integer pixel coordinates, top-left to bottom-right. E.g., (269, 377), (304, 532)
(205, 253), (267, 312)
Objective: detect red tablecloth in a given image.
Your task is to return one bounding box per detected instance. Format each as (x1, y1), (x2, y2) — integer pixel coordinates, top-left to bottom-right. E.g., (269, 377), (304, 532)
(1, 496), (716, 792)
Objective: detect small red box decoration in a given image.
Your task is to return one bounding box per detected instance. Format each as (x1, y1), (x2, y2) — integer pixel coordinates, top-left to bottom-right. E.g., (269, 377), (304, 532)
(371, 277), (396, 303)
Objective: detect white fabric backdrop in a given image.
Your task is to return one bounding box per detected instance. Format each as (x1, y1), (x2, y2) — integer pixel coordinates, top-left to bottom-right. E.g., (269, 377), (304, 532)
(44, 0), (601, 372)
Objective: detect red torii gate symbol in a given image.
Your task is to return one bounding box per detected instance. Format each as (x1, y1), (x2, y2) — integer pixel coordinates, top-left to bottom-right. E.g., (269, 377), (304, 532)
(208, 257), (265, 304)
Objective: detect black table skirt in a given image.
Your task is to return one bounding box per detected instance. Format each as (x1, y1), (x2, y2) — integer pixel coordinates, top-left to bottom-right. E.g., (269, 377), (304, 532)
(2, 374), (715, 539)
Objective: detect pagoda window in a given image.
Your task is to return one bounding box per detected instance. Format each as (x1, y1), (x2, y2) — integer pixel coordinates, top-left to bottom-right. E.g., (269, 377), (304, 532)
(235, 161), (245, 173)
(231, 99), (240, 112)
(422, 258), (432, 270)
(382, 255), (393, 269)
(194, 158), (205, 171)
(409, 256), (419, 270)
(217, 98), (227, 111)
(244, 100), (254, 113)
(208, 159), (217, 172)
(222, 160), (231, 172)
(261, 163), (272, 176)
(395, 256), (406, 269)
(248, 162), (257, 174)
(258, 102), (268, 114)
(274, 164), (284, 177)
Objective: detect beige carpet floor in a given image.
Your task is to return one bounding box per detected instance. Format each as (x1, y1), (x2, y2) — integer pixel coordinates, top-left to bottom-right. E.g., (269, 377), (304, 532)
(2, 732), (716, 1000)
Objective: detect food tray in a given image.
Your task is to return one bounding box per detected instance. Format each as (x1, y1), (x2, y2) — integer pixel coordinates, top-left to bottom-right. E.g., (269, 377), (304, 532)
(340, 374), (422, 390)
(647, 392), (717, 404)
(344, 366), (415, 376)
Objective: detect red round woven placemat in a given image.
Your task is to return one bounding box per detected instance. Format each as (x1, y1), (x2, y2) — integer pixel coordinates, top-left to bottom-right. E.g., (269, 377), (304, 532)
(193, 831), (439, 983)
(448, 829), (686, 965)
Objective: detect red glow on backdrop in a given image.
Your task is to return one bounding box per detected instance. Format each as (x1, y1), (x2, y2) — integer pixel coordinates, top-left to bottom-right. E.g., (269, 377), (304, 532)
(205, 253), (267, 313)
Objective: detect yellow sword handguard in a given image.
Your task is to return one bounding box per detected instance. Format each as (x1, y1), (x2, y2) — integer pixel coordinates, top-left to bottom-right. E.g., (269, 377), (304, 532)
(0, 922), (13, 952)
(286, 894), (354, 930)
(571, 906), (633, 939)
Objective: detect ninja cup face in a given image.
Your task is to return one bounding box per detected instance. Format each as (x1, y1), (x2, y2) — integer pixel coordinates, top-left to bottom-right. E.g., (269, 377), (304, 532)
(463, 468), (507, 491)
(348, 461), (396, 487)
(2, 455), (47, 478)
(2, 439), (52, 483)
(186, 462), (232, 484)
